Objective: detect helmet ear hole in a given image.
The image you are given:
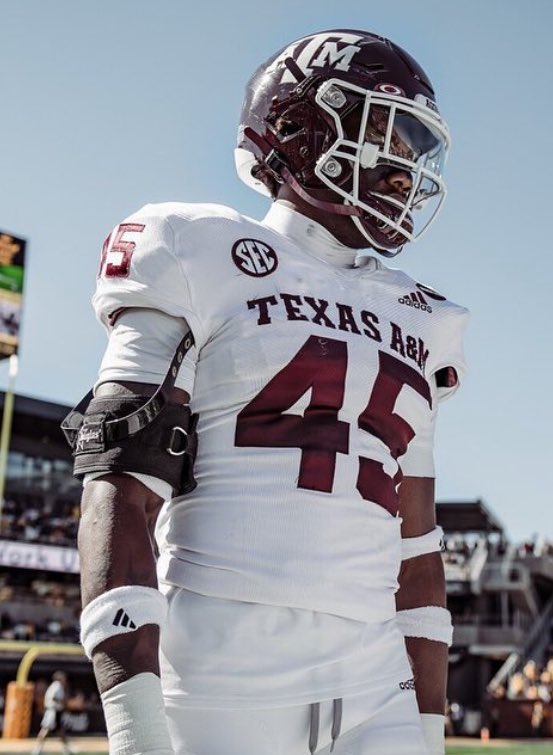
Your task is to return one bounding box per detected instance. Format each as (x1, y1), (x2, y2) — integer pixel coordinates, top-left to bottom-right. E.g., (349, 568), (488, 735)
(251, 163), (280, 199)
(274, 117), (303, 142)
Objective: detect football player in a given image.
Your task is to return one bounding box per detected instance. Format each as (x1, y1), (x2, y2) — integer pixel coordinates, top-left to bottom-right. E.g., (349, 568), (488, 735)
(32, 671), (73, 755)
(66, 29), (468, 755)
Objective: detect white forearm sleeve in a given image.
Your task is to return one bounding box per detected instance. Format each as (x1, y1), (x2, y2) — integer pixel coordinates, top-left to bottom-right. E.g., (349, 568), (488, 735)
(101, 673), (173, 755)
(420, 713), (445, 755)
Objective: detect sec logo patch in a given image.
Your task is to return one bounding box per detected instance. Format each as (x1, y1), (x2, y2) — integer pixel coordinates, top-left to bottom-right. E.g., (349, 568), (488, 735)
(232, 239), (278, 277)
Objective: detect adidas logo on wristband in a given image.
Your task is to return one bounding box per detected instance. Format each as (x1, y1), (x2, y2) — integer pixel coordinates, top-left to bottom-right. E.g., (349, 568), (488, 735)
(113, 609), (137, 629)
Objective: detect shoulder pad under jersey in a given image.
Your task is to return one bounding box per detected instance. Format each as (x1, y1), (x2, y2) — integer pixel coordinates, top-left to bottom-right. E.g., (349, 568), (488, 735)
(93, 202), (244, 329)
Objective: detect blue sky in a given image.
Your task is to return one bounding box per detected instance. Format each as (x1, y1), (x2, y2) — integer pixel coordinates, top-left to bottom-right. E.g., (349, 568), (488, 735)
(1, 0), (551, 541)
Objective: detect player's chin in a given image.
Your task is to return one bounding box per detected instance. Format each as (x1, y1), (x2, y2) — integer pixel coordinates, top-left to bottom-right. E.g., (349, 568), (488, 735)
(359, 209), (414, 254)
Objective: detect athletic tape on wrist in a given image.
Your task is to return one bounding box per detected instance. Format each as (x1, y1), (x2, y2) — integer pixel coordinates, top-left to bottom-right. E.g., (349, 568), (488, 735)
(101, 672), (173, 755)
(402, 526), (444, 561)
(396, 606), (453, 646)
(80, 585), (167, 658)
(420, 713), (445, 755)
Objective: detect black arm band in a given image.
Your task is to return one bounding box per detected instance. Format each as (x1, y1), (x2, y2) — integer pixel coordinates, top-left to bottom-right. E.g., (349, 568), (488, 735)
(61, 327), (198, 495)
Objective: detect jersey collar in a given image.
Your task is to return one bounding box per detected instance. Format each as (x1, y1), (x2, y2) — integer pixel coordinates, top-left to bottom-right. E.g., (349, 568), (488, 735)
(262, 202), (380, 271)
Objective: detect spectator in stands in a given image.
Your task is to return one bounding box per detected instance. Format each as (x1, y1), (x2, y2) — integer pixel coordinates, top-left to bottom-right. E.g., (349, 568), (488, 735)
(46, 618), (63, 637)
(522, 660), (539, 685)
(448, 701), (464, 735)
(0, 493), (81, 547)
(13, 619), (35, 641)
(31, 671), (74, 755)
(530, 700), (545, 738)
(490, 684), (506, 700)
(537, 670), (552, 702)
(507, 672), (527, 700)
(535, 684), (549, 702)
(526, 684), (540, 701)
(505, 658), (553, 704)
(518, 538), (534, 556)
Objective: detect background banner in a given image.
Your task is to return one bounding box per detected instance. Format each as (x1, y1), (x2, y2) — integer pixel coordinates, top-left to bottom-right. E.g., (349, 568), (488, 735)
(0, 232), (26, 360)
(0, 539), (79, 573)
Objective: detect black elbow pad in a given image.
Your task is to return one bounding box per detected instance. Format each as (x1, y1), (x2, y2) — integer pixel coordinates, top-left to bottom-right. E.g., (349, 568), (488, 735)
(61, 327), (197, 495)
(64, 394), (198, 495)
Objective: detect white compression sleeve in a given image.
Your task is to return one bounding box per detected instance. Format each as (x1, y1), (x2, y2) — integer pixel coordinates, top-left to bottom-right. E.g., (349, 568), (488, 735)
(101, 673), (173, 755)
(420, 713), (445, 755)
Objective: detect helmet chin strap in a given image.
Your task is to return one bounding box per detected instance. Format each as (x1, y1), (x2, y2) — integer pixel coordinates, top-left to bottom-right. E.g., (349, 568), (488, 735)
(244, 127), (361, 218)
(280, 166), (361, 217)
(282, 167), (406, 255)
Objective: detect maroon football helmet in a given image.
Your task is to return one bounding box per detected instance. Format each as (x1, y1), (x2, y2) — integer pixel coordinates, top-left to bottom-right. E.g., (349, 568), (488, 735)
(235, 30), (450, 256)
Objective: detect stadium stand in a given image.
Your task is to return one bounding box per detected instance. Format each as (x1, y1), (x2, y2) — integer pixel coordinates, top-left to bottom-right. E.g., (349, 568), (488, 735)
(0, 392), (103, 735)
(0, 392), (552, 739)
(437, 500), (553, 737)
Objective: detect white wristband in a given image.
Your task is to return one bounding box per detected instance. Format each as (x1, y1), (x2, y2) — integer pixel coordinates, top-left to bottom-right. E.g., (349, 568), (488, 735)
(420, 713), (445, 755)
(101, 672), (173, 755)
(396, 606), (453, 646)
(81, 585), (167, 658)
(402, 526), (444, 561)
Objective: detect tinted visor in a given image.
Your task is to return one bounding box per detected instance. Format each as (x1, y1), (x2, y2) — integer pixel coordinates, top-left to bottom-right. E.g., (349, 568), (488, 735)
(366, 106), (442, 165)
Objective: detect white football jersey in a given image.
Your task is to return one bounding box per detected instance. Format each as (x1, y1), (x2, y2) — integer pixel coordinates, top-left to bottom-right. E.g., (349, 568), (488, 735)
(94, 201), (468, 624)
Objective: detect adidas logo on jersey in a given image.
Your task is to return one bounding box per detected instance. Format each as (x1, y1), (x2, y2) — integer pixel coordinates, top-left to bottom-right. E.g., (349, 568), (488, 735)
(398, 677), (416, 691)
(398, 291), (432, 313)
(113, 609), (136, 629)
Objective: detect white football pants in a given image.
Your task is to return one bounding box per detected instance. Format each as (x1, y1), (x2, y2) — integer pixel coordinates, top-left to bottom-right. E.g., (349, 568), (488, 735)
(159, 587), (428, 754)
(164, 687), (427, 755)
